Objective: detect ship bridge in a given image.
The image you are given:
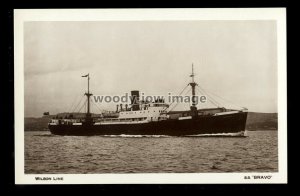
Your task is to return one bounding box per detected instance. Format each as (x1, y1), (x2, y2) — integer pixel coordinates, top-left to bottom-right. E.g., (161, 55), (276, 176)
(116, 91), (169, 122)
(118, 102), (169, 122)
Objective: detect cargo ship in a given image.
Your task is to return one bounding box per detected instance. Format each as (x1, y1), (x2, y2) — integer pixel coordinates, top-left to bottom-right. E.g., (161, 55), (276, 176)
(48, 65), (248, 136)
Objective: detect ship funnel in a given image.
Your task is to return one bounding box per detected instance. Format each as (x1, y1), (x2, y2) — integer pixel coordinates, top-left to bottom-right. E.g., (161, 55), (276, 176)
(131, 90), (140, 111)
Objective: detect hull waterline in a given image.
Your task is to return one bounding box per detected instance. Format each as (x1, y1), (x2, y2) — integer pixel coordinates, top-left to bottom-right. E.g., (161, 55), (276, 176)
(49, 112), (247, 136)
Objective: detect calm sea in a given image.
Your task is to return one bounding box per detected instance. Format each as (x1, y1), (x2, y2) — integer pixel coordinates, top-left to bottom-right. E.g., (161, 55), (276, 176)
(25, 131), (278, 173)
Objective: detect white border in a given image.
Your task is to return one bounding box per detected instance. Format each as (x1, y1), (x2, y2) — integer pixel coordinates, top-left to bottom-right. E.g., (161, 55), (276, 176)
(14, 8), (287, 184)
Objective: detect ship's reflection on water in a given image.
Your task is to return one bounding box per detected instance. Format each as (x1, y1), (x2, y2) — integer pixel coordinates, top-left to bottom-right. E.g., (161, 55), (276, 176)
(25, 130), (277, 173)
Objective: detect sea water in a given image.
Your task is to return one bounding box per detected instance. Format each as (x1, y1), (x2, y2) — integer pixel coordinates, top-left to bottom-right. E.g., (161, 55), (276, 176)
(25, 130), (278, 173)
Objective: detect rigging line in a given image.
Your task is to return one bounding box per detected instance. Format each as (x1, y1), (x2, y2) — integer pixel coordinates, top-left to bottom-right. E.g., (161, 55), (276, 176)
(77, 99), (87, 114)
(197, 85), (221, 105)
(183, 88), (193, 108)
(178, 84), (190, 96)
(68, 93), (81, 112)
(66, 95), (77, 113)
(72, 95), (85, 113)
(198, 88), (221, 107)
(196, 87), (220, 107)
(197, 85), (242, 109)
(167, 88), (192, 112)
(196, 87), (213, 105)
(90, 99), (103, 114)
(168, 84), (189, 108)
(69, 94), (84, 113)
(198, 86), (222, 107)
(206, 90), (242, 109)
(163, 84), (189, 112)
(184, 88), (192, 95)
(171, 85), (190, 107)
(168, 102), (180, 113)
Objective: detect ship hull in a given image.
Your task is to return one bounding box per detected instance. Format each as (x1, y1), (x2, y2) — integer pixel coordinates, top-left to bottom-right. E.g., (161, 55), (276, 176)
(48, 112), (247, 136)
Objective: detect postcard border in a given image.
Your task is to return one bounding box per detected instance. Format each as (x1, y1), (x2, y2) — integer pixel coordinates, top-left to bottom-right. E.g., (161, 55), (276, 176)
(14, 8), (287, 184)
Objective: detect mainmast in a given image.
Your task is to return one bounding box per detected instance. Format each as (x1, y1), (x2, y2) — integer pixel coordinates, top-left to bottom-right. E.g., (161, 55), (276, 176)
(189, 64), (198, 117)
(82, 74), (93, 123)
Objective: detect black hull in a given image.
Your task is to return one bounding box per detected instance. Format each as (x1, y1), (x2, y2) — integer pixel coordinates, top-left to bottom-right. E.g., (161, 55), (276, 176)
(49, 112), (247, 136)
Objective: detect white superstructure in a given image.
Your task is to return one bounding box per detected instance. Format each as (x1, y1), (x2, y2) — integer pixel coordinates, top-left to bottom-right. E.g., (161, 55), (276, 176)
(118, 103), (169, 122)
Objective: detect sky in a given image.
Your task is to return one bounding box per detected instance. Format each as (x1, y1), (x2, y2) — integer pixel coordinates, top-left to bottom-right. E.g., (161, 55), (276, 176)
(24, 21), (277, 117)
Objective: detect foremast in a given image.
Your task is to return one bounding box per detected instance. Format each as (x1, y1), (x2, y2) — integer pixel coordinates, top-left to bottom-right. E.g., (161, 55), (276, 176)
(189, 64), (198, 117)
(82, 74), (93, 124)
